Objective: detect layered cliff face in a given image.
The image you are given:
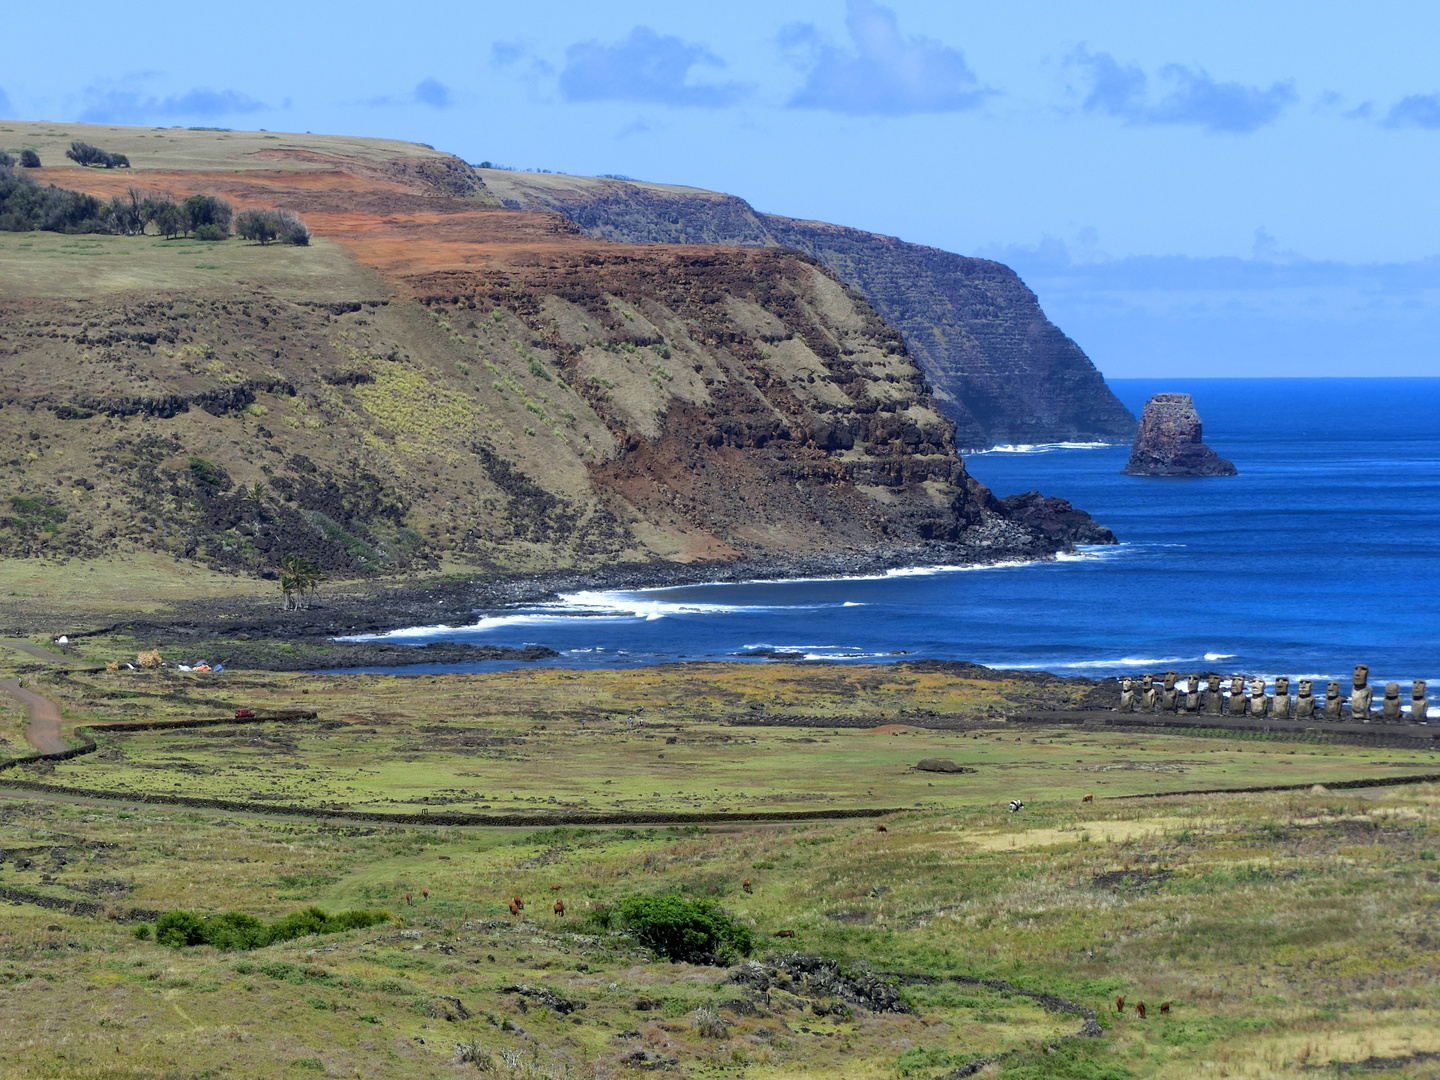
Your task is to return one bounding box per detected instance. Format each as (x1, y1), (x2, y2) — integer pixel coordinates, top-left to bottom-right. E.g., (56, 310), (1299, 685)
(480, 172), (1137, 450)
(0, 122), (1091, 577)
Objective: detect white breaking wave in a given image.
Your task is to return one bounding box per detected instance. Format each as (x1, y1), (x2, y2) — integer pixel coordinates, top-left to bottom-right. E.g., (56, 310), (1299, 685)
(340, 589), (783, 641)
(970, 441), (1117, 455)
(1204, 652), (1237, 661)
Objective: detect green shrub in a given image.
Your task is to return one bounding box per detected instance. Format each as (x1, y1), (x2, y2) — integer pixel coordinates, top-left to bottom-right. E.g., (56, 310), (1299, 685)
(612, 894), (754, 965)
(152, 906), (389, 951)
(193, 223), (229, 241)
(19, 150), (40, 168)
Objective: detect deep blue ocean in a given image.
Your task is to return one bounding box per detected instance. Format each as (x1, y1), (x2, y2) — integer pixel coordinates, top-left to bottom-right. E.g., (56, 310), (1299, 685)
(347, 378), (1440, 696)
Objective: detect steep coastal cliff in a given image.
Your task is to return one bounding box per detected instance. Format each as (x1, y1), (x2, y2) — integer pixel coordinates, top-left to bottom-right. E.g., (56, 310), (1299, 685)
(479, 171), (1137, 450)
(0, 122), (1112, 581)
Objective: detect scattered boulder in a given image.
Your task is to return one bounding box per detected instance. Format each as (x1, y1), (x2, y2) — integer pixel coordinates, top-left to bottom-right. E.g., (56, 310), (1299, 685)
(729, 952), (913, 1014)
(1123, 393), (1236, 476)
(915, 758), (973, 774)
(499, 984), (586, 1014)
(426, 994), (471, 1021)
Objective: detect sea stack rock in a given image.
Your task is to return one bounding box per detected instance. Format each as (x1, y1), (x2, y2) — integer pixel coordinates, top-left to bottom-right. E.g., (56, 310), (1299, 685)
(1122, 393), (1237, 476)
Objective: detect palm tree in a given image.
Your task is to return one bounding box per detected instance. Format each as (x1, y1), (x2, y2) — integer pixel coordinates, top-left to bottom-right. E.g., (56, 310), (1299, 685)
(240, 481), (265, 529)
(279, 554), (323, 610)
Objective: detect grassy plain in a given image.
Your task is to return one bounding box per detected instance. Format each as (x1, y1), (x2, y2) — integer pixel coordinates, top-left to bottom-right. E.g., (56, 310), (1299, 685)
(0, 229), (371, 299)
(2, 655), (1440, 1077)
(2, 772), (1439, 1079)
(9, 658), (1439, 815)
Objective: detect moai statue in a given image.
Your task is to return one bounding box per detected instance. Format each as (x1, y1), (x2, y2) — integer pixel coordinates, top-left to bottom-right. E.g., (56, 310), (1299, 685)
(1381, 682), (1402, 720)
(1205, 674), (1224, 715)
(1350, 664), (1373, 722)
(1323, 681), (1344, 719)
(1413, 680), (1430, 722)
(1294, 679), (1316, 720)
(1184, 675), (1203, 713)
(1140, 675), (1158, 713)
(1272, 676), (1291, 719)
(1161, 671), (1179, 713)
(1117, 678), (1134, 712)
(1228, 676), (1247, 716)
(1248, 677), (1270, 718)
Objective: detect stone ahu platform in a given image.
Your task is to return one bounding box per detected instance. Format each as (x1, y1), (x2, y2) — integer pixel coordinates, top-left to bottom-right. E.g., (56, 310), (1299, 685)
(1007, 710), (1440, 751)
(1123, 392), (1236, 476)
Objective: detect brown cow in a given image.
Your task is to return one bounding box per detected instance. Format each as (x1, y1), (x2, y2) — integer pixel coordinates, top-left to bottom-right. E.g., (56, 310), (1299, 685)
(1160, 1001), (1171, 1015)
(405, 892), (412, 907)
(512, 896), (525, 911)
(742, 879), (753, 893)
(876, 824), (888, 833)
(773, 929), (795, 938)
(1115, 996), (1124, 1012)
(421, 888), (429, 901)
(553, 899), (565, 917)
(508, 899), (519, 916)
(550, 884), (563, 891)
(1136, 1002), (1147, 1019)
(1082, 794), (1094, 803)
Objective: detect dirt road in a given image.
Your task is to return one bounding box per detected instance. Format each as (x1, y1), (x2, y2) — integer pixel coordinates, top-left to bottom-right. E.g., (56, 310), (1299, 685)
(0, 678), (67, 755)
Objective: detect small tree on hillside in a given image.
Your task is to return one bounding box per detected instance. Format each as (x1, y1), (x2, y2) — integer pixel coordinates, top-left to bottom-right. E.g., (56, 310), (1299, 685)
(66, 141), (129, 168)
(182, 193), (232, 238)
(19, 150), (40, 168)
(235, 208), (279, 245)
(145, 197), (184, 239)
(236, 207), (310, 246)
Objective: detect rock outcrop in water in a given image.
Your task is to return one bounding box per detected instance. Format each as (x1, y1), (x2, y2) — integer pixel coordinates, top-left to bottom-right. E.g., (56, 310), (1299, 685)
(994, 491), (1117, 545)
(1122, 393), (1237, 476)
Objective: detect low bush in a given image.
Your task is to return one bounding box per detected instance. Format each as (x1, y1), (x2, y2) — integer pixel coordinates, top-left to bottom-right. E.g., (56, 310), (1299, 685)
(19, 150), (40, 168)
(152, 905), (389, 950)
(193, 222), (229, 241)
(606, 894), (754, 965)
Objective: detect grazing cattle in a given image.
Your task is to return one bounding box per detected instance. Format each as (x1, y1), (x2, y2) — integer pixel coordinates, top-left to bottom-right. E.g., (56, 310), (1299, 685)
(1115, 996), (1124, 1012)
(1160, 1001), (1171, 1015)
(1081, 794), (1094, 803)
(773, 929), (795, 938)
(405, 892), (412, 906)
(553, 899), (565, 917)
(512, 896), (525, 911)
(876, 824), (888, 833)
(1136, 1002), (1147, 1019)
(421, 888), (429, 901)
(550, 884), (563, 892)
(508, 899), (519, 916)
(742, 879), (753, 894)
(1008, 800), (1025, 813)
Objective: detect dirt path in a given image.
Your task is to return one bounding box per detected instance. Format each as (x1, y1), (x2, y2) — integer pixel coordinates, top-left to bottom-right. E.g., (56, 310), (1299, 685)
(0, 639), (82, 666)
(0, 639), (79, 755)
(0, 679), (67, 755)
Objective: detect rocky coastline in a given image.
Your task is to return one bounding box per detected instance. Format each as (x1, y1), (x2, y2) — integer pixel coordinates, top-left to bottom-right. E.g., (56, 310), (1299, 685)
(66, 525), (1105, 661)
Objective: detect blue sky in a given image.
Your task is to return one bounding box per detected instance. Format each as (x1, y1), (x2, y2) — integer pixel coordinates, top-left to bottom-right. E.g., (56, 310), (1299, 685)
(4, 0), (1440, 377)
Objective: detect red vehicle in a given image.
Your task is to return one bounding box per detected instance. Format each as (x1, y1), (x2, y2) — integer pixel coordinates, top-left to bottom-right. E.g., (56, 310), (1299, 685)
(234, 708), (255, 719)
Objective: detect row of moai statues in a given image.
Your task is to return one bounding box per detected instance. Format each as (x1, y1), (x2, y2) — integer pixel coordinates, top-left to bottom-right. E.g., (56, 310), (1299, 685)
(1116, 665), (1431, 723)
